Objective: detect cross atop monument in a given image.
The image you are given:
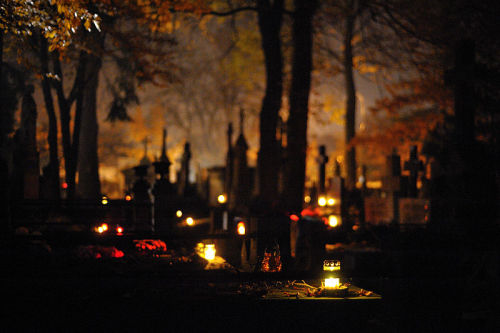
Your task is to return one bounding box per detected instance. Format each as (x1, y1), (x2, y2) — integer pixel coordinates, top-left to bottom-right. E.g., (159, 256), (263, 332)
(140, 136), (151, 165)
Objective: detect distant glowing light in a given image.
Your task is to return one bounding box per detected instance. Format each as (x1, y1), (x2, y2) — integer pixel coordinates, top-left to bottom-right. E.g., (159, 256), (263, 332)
(101, 195), (108, 205)
(116, 226), (123, 234)
(237, 221), (246, 235)
(318, 196), (327, 207)
(290, 214), (300, 222)
(304, 195), (311, 203)
(204, 244), (216, 260)
(327, 198), (336, 206)
(125, 194), (132, 201)
(176, 210), (183, 218)
(328, 215), (339, 227)
(186, 217), (194, 226)
(324, 278), (340, 289)
(97, 226), (104, 233)
(101, 223), (108, 231)
(62, 182), (68, 189)
(217, 194), (227, 204)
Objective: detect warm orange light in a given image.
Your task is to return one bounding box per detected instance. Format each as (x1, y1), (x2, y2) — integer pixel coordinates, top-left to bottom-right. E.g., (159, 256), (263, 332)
(116, 226), (123, 234)
(290, 214), (300, 222)
(327, 198), (336, 206)
(97, 226), (104, 234)
(304, 195), (311, 203)
(125, 194), (132, 201)
(237, 222), (246, 235)
(204, 244), (216, 260)
(101, 223), (108, 231)
(318, 196), (327, 207)
(186, 217), (194, 226)
(324, 278), (340, 289)
(62, 182), (68, 189)
(328, 215), (339, 227)
(101, 196), (108, 205)
(217, 194), (227, 204)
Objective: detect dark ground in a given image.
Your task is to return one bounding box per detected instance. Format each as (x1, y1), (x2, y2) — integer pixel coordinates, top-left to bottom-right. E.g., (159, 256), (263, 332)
(1, 236), (499, 332)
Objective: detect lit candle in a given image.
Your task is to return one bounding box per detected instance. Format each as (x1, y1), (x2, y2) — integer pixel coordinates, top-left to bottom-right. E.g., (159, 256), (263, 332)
(324, 277), (340, 289)
(204, 244), (216, 260)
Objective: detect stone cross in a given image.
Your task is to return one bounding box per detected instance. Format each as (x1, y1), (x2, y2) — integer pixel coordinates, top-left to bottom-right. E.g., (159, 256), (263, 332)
(404, 146), (424, 198)
(140, 136), (151, 165)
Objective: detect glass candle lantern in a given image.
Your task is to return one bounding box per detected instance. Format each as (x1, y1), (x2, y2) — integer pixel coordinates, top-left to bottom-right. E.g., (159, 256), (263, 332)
(204, 244), (216, 260)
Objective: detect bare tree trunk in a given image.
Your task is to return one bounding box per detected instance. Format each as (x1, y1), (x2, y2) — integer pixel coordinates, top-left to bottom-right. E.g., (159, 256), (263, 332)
(256, 0), (284, 205)
(77, 51), (102, 200)
(40, 35), (60, 201)
(285, 0), (318, 212)
(344, 1), (357, 190)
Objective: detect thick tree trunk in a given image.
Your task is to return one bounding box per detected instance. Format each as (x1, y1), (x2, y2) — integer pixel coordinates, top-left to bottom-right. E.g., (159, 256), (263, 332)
(284, 0), (317, 212)
(256, 0), (284, 205)
(40, 36), (60, 201)
(0, 31), (11, 233)
(344, 2), (357, 190)
(77, 51), (102, 200)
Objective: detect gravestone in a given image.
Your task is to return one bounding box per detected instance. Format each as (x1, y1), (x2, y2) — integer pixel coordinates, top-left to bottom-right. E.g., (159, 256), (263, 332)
(403, 146), (424, 198)
(399, 198), (430, 225)
(365, 150), (401, 225)
(364, 196), (394, 225)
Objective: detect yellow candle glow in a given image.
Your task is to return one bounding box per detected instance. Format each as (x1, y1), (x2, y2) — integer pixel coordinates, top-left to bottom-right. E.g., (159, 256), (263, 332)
(204, 244), (216, 260)
(324, 278), (340, 289)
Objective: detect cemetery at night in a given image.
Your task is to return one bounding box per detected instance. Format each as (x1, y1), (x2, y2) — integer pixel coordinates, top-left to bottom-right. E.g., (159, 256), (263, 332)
(1, 0), (499, 331)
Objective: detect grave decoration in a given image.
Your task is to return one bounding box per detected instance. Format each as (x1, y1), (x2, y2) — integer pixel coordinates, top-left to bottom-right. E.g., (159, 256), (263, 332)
(260, 244), (282, 273)
(321, 260), (348, 297)
(133, 239), (167, 256)
(76, 245), (124, 259)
